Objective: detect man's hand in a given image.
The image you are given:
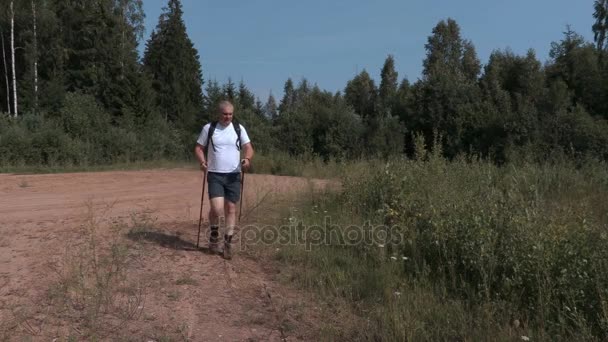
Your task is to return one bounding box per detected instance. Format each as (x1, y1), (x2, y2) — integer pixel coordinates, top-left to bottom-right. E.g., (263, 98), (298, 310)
(241, 158), (251, 171)
(199, 161), (208, 171)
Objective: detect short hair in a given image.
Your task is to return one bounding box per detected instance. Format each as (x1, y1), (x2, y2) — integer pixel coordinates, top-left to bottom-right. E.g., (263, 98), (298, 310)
(218, 101), (234, 112)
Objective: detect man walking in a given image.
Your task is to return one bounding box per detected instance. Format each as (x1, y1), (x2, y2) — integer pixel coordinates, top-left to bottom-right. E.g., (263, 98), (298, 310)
(194, 101), (254, 259)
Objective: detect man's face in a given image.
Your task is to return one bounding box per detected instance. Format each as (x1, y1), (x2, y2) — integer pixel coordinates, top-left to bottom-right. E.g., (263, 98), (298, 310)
(219, 105), (233, 125)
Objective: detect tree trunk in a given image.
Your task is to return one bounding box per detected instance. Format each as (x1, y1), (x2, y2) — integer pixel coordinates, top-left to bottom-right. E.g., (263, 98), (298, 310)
(32, 0), (38, 112)
(1, 31), (10, 115)
(10, 0), (18, 117)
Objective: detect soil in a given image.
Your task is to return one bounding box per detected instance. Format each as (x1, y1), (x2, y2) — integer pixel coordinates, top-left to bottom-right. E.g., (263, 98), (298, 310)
(0, 169), (337, 341)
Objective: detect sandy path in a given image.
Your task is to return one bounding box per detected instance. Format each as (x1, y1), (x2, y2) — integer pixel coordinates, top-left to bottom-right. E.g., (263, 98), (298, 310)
(0, 169), (330, 341)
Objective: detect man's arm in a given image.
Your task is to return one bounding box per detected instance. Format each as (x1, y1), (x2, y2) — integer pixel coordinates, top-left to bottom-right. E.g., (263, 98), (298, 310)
(194, 144), (207, 170)
(241, 142), (254, 170)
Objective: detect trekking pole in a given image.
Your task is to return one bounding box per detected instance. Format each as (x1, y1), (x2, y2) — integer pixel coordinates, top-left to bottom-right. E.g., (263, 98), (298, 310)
(196, 171), (207, 249)
(238, 163), (246, 223)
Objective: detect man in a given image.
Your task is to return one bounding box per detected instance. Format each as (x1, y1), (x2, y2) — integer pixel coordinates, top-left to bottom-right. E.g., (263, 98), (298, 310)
(194, 101), (254, 259)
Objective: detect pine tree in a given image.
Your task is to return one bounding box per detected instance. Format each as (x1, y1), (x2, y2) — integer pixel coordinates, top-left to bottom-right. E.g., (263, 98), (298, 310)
(254, 97), (264, 118)
(379, 54), (398, 112)
(237, 80), (255, 111)
(143, 0), (204, 131)
(264, 92), (278, 120)
(278, 78), (295, 114)
(204, 79), (222, 121)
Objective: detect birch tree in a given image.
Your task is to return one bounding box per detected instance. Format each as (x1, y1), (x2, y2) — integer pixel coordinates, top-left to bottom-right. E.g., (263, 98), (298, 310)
(1, 31), (10, 115)
(10, 0), (17, 117)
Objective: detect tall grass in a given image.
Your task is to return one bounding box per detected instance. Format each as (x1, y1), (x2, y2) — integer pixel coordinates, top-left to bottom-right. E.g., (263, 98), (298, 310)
(275, 145), (608, 340)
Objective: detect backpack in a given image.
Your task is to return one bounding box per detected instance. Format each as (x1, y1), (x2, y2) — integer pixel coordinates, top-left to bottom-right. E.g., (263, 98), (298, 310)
(203, 120), (242, 157)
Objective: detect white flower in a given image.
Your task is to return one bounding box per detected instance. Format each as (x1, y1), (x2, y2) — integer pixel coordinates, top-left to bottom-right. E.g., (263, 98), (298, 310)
(521, 336), (530, 341)
(402, 256), (409, 261)
(391, 256), (397, 260)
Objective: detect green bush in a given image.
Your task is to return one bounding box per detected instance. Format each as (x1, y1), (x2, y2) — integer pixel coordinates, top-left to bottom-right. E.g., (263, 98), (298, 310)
(337, 154), (608, 338)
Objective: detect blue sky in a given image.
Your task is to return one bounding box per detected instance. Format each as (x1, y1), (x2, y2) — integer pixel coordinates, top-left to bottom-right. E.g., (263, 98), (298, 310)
(140, 0), (595, 102)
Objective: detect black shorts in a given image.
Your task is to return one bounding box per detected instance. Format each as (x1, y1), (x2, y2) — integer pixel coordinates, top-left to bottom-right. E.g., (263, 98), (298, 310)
(207, 172), (241, 203)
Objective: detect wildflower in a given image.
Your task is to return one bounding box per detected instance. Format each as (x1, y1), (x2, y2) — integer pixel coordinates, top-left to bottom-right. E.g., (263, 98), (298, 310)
(402, 256), (409, 261)
(390, 256), (397, 261)
(521, 336), (530, 341)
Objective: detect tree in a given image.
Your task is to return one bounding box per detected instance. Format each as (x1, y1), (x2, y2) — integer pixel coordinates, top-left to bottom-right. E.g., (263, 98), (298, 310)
(415, 18), (482, 157)
(31, 0), (38, 112)
(10, 0), (17, 117)
(1, 30), (9, 114)
(394, 78), (411, 121)
(546, 28), (605, 117)
(593, 0), (608, 53)
(379, 54), (398, 111)
(202, 79), (224, 123)
(295, 78), (310, 101)
(264, 92), (278, 120)
(480, 49), (546, 154)
(423, 18), (480, 83)
(115, 0), (145, 76)
(344, 69), (376, 118)
(279, 78), (295, 114)
(143, 0), (204, 131)
(223, 77), (236, 102)
(237, 80), (255, 110)
(307, 88), (364, 160)
(254, 97), (264, 118)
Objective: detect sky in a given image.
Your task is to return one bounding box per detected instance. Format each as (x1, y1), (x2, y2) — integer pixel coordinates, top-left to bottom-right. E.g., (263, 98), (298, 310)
(140, 0), (596, 102)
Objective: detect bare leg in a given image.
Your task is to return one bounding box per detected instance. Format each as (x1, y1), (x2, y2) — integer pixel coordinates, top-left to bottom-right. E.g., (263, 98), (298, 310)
(208, 197), (225, 252)
(224, 200), (237, 236)
(223, 200), (237, 259)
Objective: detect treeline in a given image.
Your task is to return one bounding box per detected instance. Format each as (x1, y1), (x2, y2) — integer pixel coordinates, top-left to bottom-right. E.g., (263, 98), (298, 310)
(1, 0), (607, 167)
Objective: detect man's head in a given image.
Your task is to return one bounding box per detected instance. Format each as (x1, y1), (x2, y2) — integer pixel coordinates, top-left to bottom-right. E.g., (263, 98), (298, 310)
(218, 101), (234, 126)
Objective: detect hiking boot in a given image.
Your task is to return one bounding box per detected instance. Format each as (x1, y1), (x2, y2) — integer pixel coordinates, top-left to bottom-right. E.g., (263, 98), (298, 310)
(209, 226), (222, 254)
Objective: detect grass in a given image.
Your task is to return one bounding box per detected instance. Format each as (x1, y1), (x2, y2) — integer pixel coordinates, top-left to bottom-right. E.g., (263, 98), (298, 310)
(5, 146), (606, 339)
(0, 203), (158, 340)
(43, 202), (147, 340)
(0, 151), (347, 180)
(268, 149), (608, 341)
(175, 275), (199, 286)
(0, 159), (194, 175)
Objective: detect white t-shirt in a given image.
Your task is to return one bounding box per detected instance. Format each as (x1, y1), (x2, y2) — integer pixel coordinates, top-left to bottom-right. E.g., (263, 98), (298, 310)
(197, 122), (251, 173)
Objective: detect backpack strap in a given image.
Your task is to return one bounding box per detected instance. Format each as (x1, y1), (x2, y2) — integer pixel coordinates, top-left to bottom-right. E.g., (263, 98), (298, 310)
(204, 121), (218, 157)
(203, 120), (242, 157)
(232, 119), (242, 151)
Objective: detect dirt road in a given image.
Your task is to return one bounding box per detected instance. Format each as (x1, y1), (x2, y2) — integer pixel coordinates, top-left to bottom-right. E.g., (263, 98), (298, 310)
(0, 169), (331, 341)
